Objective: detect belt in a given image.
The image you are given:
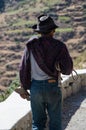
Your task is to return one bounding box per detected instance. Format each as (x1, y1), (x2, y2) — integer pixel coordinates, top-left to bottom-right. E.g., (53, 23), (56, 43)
(48, 79), (57, 83)
(32, 79), (57, 83)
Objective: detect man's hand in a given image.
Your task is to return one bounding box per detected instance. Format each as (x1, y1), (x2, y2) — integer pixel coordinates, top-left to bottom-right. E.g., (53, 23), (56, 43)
(15, 87), (30, 100)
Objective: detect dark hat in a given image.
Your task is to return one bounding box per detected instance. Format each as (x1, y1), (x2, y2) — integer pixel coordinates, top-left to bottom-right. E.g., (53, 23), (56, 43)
(32, 14), (58, 33)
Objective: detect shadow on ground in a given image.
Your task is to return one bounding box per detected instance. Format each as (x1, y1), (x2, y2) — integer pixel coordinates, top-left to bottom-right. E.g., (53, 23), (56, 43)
(62, 89), (86, 130)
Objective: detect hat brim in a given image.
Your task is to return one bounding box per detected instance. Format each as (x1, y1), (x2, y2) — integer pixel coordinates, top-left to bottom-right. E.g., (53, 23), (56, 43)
(32, 24), (58, 33)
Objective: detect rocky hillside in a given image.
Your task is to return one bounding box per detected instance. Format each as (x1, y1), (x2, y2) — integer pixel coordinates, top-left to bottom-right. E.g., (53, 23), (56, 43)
(0, 0), (86, 90)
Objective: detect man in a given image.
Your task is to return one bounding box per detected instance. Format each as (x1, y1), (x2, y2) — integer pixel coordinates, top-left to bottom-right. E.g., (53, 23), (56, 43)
(19, 14), (73, 130)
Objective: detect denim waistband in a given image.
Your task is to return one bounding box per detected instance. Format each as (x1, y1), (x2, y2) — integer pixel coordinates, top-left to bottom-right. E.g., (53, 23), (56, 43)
(32, 78), (58, 83)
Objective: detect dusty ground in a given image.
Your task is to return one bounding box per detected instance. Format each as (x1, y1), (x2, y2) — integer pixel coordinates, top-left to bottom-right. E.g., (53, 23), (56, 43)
(62, 89), (86, 130)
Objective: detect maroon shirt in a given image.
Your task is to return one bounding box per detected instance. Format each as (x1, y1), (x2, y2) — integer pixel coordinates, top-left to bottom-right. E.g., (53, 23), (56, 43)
(19, 36), (73, 90)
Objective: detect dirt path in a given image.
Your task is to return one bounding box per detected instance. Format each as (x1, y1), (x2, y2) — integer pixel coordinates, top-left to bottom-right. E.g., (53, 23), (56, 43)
(62, 89), (86, 130)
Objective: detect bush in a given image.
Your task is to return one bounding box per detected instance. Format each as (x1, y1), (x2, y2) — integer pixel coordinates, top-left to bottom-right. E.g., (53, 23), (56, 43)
(0, 75), (20, 102)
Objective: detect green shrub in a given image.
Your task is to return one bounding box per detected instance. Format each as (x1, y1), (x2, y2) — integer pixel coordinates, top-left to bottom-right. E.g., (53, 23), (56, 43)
(0, 75), (20, 102)
(74, 51), (86, 69)
(59, 16), (71, 22)
(56, 28), (73, 33)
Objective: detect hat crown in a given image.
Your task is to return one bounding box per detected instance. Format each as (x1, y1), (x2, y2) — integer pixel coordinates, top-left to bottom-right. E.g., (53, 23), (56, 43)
(38, 15), (55, 27)
(39, 15), (49, 22)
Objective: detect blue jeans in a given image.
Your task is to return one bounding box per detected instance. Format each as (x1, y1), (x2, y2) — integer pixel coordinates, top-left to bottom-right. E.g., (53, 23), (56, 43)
(30, 79), (62, 130)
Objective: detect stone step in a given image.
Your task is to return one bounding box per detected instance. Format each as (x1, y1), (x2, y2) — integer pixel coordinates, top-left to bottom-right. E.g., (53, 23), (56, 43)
(73, 21), (86, 27)
(66, 5), (83, 12)
(71, 12), (83, 17)
(73, 16), (85, 22)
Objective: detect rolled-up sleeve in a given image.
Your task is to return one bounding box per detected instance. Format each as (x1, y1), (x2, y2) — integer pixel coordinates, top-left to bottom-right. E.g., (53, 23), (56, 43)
(59, 44), (73, 75)
(19, 46), (31, 90)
